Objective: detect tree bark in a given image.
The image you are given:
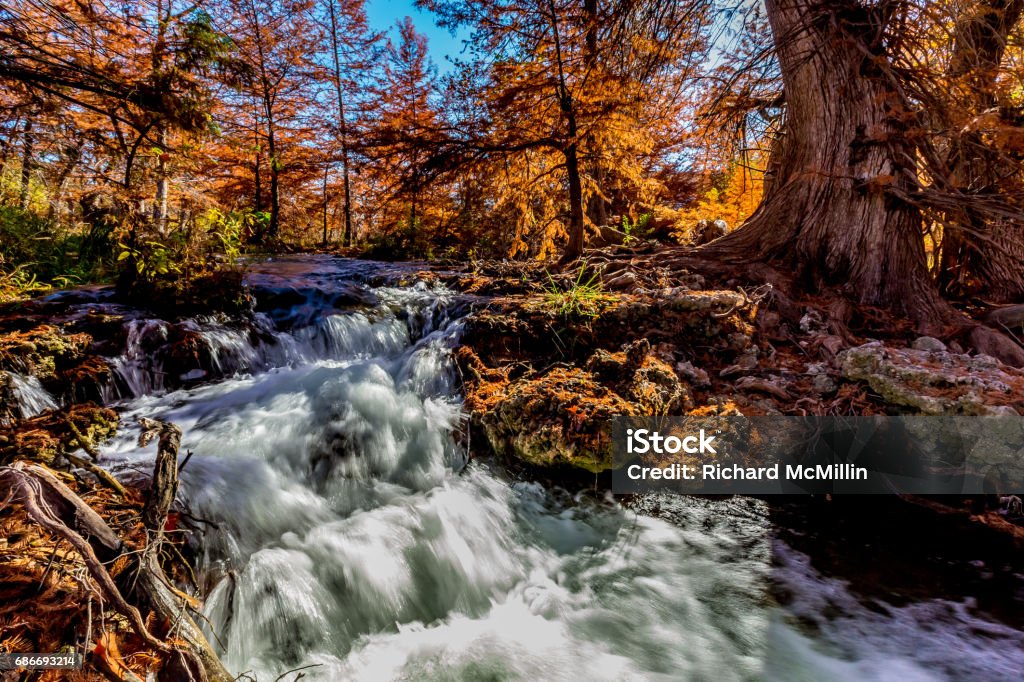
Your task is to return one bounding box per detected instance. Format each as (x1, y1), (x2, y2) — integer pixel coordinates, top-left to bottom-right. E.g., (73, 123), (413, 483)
(266, 103), (280, 241)
(322, 165), (330, 245)
(154, 125), (169, 236)
(549, 0), (586, 262)
(703, 0), (949, 328)
(563, 138), (586, 261)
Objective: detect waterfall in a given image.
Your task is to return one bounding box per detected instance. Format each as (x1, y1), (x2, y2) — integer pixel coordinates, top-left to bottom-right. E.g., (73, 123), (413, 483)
(5, 372), (58, 419)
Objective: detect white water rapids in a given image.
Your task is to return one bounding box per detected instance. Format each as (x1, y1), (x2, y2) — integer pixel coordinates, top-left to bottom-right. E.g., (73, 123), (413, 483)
(83, 256), (1023, 681)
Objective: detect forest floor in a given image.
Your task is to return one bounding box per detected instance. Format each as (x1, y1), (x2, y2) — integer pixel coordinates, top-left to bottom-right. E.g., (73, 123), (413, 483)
(1, 244), (1024, 679)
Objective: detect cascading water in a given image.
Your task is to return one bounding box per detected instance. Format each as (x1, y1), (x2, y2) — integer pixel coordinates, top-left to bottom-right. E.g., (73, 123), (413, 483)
(5, 372), (58, 419)
(95, 256), (1024, 681)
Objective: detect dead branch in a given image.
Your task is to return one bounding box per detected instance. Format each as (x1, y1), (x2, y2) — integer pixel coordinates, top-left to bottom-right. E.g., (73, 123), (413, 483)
(134, 416), (234, 682)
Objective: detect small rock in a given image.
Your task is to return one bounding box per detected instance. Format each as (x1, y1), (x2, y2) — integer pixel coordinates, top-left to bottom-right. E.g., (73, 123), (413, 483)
(812, 373), (838, 395)
(800, 310), (828, 335)
(805, 362), (828, 376)
(675, 361), (710, 387)
(839, 341), (1024, 415)
(912, 336), (946, 352)
(736, 348), (760, 370)
(818, 335), (846, 362)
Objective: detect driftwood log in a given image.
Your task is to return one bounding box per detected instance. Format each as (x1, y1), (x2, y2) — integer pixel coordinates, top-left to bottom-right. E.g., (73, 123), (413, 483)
(135, 417), (233, 682)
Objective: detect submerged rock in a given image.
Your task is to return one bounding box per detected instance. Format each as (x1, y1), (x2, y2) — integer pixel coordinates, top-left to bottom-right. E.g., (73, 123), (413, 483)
(839, 341), (1024, 415)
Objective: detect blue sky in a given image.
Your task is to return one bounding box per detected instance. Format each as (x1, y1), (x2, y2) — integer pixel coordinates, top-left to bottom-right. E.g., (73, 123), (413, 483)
(365, 0), (467, 73)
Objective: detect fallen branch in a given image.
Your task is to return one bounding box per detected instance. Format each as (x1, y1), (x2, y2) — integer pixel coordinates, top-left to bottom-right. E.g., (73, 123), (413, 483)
(63, 451), (128, 498)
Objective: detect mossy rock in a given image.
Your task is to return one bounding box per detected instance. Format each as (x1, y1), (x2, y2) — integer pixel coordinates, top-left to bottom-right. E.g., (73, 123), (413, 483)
(0, 326), (91, 380)
(0, 403), (118, 465)
(479, 367), (633, 473)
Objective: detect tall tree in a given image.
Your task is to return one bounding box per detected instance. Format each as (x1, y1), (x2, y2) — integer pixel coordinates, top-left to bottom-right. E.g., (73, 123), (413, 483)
(318, 0), (378, 246)
(705, 0), (947, 323)
(223, 0), (319, 241)
(368, 17), (439, 240)
(423, 0), (707, 261)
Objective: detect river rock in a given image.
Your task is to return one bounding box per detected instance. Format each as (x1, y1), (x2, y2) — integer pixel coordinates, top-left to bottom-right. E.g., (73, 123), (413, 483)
(839, 341), (1023, 415)
(811, 373), (838, 395)
(912, 336), (947, 352)
(0, 325), (91, 381)
(474, 365), (632, 473)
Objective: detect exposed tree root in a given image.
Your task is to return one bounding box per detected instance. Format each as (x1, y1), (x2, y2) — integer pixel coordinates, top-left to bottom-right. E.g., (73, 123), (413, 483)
(0, 417), (233, 682)
(0, 464), (168, 653)
(589, 244), (1024, 368)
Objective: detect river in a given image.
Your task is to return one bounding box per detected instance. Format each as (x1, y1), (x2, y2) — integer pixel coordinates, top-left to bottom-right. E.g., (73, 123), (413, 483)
(63, 255), (1022, 681)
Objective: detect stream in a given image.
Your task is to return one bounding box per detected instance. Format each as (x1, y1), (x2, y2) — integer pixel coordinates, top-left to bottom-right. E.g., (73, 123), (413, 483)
(44, 256), (1024, 680)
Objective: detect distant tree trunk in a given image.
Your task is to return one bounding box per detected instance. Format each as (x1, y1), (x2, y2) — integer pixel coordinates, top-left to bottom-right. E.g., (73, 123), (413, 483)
(582, 0), (608, 230)
(253, 111), (263, 213)
(549, 0), (586, 262)
(254, 151), (263, 212)
(563, 138), (586, 261)
(48, 137), (84, 221)
(151, 1), (170, 236)
(249, 0), (280, 243)
(704, 0), (949, 328)
(154, 125), (169, 235)
(0, 115), (19, 178)
(327, 0), (354, 247)
(938, 0), (1024, 302)
(322, 165), (330, 245)
(18, 112), (35, 210)
(265, 102), (280, 241)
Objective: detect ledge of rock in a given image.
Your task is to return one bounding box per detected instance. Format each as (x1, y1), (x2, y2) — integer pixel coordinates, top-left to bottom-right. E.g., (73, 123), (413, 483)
(456, 286), (758, 473)
(839, 341), (1024, 415)
(458, 340), (688, 473)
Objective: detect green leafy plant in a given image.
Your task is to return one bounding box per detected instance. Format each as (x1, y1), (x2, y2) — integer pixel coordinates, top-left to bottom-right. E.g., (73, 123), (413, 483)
(621, 212), (652, 244)
(0, 265), (50, 302)
(117, 240), (181, 280)
(542, 260), (610, 318)
(198, 207), (262, 264)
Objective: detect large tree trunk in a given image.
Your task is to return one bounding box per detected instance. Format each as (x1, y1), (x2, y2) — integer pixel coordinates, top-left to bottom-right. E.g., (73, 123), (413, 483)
(704, 0), (949, 328)
(938, 0), (1024, 302)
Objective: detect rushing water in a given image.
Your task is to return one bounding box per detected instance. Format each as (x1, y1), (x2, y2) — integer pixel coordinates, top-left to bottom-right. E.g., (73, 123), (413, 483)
(6, 372), (58, 419)
(88, 256), (1023, 681)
